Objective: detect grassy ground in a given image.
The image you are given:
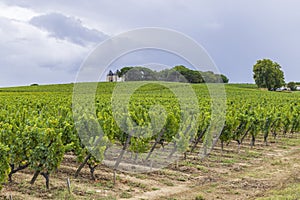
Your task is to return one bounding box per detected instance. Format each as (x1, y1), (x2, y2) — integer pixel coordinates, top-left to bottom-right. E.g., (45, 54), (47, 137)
(257, 184), (300, 200)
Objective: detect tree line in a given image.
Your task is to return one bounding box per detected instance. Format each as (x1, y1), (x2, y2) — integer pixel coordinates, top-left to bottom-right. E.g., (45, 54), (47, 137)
(115, 65), (229, 83)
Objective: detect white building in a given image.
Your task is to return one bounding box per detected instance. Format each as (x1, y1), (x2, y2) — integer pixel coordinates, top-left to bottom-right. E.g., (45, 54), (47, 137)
(106, 70), (124, 82)
(276, 86), (290, 91)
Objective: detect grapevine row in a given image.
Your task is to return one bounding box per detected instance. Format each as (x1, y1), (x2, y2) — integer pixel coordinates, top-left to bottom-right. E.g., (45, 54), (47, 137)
(0, 83), (299, 189)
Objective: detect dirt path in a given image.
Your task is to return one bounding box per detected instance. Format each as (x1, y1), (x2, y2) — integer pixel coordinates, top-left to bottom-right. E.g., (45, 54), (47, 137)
(146, 145), (300, 200)
(124, 184), (190, 200)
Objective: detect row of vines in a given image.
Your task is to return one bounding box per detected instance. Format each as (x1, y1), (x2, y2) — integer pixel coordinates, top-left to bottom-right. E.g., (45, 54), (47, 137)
(0, 83), (299, 190)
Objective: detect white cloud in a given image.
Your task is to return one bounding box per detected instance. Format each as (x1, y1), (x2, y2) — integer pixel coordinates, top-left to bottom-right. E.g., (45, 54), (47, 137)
(0, 17), (91, 86)
(0, 2), (39, 21)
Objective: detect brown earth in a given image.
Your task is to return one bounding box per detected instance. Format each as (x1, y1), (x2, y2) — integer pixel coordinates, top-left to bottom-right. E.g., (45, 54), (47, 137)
(1, 135), (300, 200)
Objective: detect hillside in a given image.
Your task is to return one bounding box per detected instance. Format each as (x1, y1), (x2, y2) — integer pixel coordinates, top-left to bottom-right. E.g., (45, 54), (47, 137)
(0, 82), (299, 200)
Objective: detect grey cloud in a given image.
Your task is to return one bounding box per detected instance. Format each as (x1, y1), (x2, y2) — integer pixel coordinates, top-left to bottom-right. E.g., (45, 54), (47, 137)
(29, 12), (108, 46)
(1, 0), (300, 84)
(0, 17), (90, 86)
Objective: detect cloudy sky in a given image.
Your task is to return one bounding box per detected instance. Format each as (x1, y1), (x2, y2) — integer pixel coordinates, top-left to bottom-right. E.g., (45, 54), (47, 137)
(1, 0), (300, 86)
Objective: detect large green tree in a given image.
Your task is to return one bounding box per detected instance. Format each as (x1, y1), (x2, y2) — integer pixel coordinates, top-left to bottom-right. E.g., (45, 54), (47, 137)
(253, 59), (285, 91)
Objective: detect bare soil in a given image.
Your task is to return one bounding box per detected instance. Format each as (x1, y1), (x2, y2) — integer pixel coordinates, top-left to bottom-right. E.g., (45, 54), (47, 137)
(1, 135), (300, 200)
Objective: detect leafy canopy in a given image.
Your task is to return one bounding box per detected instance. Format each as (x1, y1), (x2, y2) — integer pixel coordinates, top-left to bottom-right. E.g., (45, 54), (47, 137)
(253, 59), (285, 90)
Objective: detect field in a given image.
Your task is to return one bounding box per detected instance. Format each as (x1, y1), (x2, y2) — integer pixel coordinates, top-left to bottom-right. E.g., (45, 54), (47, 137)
(0, 82), (299, 200)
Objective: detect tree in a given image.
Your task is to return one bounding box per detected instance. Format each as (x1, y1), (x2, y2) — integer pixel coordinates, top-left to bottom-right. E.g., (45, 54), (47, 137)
(118, 65), (228, 84)
(123, 67), (157, 81)
(220, 74), (229, 83)
(287, 82), (297, 91)
(253, 59), (285, 91)
(172, 66), (204, 83)
(119, 67), (133, 80)
(202, 71), (218, 83)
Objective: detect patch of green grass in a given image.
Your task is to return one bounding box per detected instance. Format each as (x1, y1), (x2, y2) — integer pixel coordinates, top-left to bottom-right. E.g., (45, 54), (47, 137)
(227, 188), (240, 195)
(280, 145), (289, 149)
(152, 187), (160, 191)
(181, 160), (197, 168)
(120, 191), (133, 198)
(161, 180), (174, 186)
(196, 165), (209, 173)
(127, 181), (148, 190)
(98, 196), (117, 200)
(95, 180), (114, 189)
(245, 149), (263, 158)
(237, 153), (251, 161)
(270, 160), (284, 166)
(55, 190), (77, 200)
(134, 174), (147, 179)
(176, 177), (187, 182)
(280, 137), (300, 147)
(86, 191), (95, 195)
(256, 183), (300, 200)
(195, 194), (205, 200)
(209, 183), (218, 188)
(222, 158), (238, 164)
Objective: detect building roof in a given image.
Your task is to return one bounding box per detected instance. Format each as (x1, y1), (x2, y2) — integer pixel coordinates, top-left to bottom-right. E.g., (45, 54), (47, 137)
(107, 70), (115, 76)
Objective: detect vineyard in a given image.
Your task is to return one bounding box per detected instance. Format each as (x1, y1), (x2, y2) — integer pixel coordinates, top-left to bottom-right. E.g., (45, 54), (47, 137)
(0, 82), (299, 199)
